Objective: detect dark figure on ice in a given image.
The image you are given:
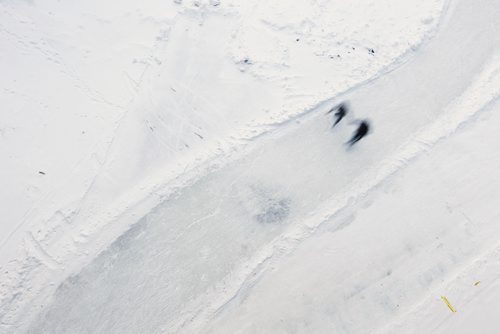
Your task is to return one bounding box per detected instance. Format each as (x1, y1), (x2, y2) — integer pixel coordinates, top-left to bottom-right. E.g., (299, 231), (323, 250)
(327, 103), (348, 128)
(347, 120), (370, 146)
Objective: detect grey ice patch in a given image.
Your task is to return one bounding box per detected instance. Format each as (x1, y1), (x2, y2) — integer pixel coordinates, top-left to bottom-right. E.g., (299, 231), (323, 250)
(255, 198), (291, 224)
(237, 183), (292, 224)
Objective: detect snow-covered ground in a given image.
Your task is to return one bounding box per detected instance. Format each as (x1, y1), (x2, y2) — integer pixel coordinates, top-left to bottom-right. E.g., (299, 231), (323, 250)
(2, 0), (500, 333)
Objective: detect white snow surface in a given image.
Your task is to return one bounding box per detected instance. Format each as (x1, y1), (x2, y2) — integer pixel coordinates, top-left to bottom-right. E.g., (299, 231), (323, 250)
(0, 0), (445, 325)
(3, 0), (500, 333)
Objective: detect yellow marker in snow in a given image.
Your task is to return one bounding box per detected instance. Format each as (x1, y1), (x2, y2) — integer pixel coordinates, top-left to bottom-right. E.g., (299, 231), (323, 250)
(441, 296), (457, 313)
(474, 281), (481, 286)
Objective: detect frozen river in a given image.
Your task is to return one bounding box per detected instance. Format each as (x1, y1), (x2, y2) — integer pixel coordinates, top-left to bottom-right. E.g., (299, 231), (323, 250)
(27, 0), (500, 332)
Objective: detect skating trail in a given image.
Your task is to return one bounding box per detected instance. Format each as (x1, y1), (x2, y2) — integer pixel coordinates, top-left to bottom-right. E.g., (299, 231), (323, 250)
(26, 0), (500, 333)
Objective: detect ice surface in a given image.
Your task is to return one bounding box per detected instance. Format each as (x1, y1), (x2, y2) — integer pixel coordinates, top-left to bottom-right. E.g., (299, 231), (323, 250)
(0, 2), (446, 321)
(204, 99), (500, 334)
(23, 0), (500, 333)
(2, 0), (500, 332)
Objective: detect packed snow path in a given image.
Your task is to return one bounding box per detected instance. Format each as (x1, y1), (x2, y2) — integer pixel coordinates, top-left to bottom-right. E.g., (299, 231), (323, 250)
(27, 0), (500, 333)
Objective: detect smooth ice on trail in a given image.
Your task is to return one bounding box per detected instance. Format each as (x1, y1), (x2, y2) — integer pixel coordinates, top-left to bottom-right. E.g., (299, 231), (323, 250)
(4, 0), (500, 333)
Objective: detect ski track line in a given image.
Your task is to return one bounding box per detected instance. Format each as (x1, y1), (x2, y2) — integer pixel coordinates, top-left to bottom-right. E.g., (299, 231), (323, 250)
(25, 233), (61, 271)
(177, 53), (500, 333)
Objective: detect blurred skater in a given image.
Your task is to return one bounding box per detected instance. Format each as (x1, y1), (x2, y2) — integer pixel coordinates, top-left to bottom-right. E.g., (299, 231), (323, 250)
(347, 119), (370, 146)
(327, 102), (348, 128)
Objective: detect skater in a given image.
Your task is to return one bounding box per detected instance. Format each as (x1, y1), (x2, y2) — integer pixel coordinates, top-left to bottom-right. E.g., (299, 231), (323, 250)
(347, 119), (370, 146)
(327, 102), (348, 128)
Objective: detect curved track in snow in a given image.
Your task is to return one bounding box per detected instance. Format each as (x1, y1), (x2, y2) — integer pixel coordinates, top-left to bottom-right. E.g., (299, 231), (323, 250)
(24, 0), (500, 333)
